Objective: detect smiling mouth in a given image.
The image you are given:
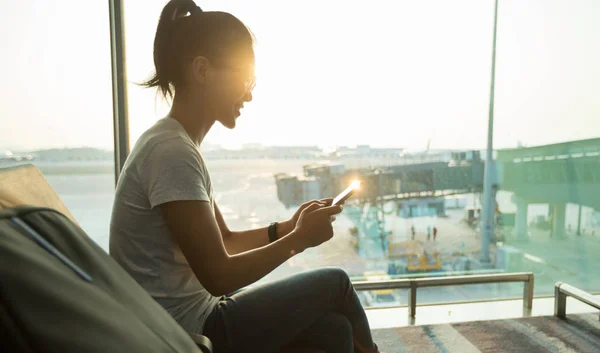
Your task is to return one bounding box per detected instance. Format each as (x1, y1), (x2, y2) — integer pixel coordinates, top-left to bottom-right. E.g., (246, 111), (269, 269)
(234, 105), (242, 117)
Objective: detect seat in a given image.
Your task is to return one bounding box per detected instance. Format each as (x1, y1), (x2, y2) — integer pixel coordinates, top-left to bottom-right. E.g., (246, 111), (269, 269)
(0, 164), (210, 352)
(0, 164), (76, 223)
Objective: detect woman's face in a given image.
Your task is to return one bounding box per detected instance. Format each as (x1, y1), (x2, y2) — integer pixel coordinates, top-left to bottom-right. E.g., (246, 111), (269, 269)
(205, 53), (255, 129)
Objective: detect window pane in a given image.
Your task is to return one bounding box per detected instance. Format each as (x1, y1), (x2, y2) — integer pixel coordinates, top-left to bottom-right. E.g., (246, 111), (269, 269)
(492, 0), (600, 298)
(123, 0), (599, 308)
(0, 1), (114, 251)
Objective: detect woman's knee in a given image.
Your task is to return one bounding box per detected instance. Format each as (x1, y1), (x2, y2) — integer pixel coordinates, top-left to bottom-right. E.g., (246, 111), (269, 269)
(320, 267), (353, 293)
(313, 267), (351, 285)
(294, 267), (354, 307)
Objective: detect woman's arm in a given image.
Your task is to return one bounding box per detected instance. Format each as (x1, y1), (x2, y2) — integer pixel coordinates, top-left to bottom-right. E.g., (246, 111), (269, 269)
(214, 202), (293, 255)
(162, 200), (300, 296)
(161, 200), (340, 296)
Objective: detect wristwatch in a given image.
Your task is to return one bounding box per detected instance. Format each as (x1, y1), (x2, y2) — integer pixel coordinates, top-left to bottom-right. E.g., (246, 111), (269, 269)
(268, 222), (278, 243)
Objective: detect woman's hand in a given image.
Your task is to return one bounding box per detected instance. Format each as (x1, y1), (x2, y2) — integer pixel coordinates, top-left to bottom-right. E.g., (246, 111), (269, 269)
(288, 197), (340, 226)
(292, 202), (343, 250)
(279, 197), (347, 237)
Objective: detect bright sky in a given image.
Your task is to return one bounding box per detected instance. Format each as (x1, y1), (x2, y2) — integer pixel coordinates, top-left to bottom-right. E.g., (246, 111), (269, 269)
(1, 0), (599, 152)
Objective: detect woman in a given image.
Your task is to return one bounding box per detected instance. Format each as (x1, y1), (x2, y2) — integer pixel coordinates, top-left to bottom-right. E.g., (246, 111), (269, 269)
(109, 1), (380, 353)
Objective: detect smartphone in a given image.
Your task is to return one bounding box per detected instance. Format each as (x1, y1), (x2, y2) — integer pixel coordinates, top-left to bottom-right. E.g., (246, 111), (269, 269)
(332, 180), (360, 206)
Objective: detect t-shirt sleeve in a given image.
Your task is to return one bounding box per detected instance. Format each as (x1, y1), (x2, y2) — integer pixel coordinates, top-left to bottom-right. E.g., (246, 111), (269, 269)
(139, 138), (210, 209)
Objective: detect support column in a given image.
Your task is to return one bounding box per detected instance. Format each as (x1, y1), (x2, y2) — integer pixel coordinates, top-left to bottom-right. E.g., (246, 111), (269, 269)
(552, 203), (567, 238)
(515, 196), (529, 241)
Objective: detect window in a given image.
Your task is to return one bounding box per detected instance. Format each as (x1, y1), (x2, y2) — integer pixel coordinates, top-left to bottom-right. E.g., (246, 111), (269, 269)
(0, 1), (114, 251)
(33, 0), (594, 308)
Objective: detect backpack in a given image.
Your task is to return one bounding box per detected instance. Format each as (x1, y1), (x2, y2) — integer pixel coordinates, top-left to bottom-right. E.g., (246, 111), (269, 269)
(0, 206), (212, 353)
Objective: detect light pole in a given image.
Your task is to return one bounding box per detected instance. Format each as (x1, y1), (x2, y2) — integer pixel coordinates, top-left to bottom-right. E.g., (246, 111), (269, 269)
(481, 0), (499, 264)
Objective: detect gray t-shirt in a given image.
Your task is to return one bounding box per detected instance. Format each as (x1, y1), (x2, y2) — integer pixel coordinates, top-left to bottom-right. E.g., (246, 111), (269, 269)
(109, 117), (219, 334)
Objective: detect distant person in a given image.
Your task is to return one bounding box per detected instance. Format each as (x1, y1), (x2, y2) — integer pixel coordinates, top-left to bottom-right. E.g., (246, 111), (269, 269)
(411, 225), (416, 240)
(427, 225), (431, 241)
(433, 226), (438, 241)
(109, 1), (381, 353)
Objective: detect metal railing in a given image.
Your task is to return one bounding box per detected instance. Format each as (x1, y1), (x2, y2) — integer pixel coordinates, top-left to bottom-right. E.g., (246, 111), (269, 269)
(353, 272), (534, 317)
(554, 282), (600, 319)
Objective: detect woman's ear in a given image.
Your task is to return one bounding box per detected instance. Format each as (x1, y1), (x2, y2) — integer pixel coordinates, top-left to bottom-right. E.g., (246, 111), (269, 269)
(191, 56), (210, 84)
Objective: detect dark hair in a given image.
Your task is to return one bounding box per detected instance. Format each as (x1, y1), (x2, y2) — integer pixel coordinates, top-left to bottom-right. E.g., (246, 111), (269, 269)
(142, 0), (254, 100)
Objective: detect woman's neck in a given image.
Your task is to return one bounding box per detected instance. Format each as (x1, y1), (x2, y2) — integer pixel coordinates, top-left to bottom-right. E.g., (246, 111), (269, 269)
(168, 91), (215, 146)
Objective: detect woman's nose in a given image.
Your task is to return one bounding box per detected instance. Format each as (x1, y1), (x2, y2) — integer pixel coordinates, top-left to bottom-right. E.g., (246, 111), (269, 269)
(243, 90), (253, 102)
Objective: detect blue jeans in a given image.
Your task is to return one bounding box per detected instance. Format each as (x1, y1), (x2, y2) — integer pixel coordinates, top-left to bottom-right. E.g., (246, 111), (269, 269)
(202, 267), (376, 353)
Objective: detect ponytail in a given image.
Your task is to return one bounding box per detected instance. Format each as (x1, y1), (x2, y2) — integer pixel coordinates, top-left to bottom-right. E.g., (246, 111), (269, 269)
(142, 0), (202, 99)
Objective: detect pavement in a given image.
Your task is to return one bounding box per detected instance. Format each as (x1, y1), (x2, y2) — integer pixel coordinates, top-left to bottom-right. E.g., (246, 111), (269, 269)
(501, 227), (600, 294)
